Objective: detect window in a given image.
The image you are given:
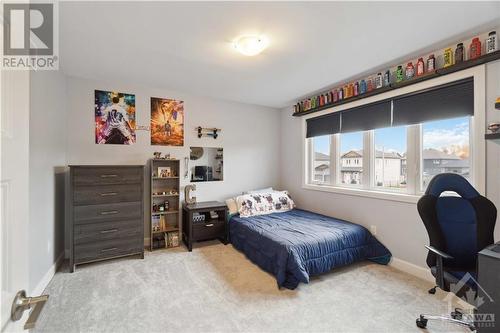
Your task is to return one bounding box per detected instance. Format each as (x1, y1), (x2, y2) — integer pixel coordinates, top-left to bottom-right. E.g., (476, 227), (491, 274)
(421, 116), (471, 191)
(374, 126), (407, 190)
(339, 132), (363, 185)
(304, 71), (482, 201)
(312, 135), (331, 184)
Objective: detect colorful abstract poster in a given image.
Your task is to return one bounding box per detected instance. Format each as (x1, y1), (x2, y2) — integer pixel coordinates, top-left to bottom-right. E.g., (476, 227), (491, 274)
(95, 90), (136, 145)
(150, 97), (184, 146)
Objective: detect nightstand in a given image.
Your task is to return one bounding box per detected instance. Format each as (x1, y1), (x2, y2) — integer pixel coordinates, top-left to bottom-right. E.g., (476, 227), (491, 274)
(182, 201), (228, 251)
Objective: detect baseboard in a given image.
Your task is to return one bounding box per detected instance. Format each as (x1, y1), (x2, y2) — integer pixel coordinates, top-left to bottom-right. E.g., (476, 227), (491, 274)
(389, 257), (434, 283)
(31, 251), (64, 296)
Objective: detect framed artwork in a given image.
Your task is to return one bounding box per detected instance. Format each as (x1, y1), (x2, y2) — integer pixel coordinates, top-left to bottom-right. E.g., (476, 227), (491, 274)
(95, 90), (136, 145)
(151, 97), (184, 146)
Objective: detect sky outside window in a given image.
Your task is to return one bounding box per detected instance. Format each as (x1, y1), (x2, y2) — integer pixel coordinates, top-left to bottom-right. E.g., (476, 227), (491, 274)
(340, 132), (363, 153)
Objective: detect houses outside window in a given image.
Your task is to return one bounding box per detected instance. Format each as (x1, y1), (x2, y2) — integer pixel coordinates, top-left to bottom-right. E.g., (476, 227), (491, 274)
(312, 135), (331, 184)
(421, 116), (470, 190)
(374, 126), (407, 190)
(339, 132), (363, 185)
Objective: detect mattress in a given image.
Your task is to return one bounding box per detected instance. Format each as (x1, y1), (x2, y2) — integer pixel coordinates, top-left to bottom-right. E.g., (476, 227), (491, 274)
(229, 209), (391, 289)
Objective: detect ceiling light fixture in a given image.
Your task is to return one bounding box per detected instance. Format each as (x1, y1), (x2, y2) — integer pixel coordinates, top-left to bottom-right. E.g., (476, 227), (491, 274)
(233, 35), (269, 56)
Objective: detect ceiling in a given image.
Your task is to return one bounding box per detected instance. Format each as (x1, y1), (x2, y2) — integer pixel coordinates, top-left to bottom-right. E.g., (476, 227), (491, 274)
(60, 2), (500, 108)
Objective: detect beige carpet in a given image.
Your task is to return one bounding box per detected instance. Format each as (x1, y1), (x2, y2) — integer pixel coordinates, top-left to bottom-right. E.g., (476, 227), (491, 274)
(34, 241), (470, 333)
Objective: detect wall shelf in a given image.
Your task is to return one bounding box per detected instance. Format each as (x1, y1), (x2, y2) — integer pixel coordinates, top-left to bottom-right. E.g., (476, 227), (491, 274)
(485, 133), (500, 140)
(293, 50), (500, 117)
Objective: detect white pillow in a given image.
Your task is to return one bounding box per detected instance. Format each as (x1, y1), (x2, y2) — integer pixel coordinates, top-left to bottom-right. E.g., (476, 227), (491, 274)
(236, 191), (295, 217)
(225, 198), (238, 215)
(242, 187), (274, 195)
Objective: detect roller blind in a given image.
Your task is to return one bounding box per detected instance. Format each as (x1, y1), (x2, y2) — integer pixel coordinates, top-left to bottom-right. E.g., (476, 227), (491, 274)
(340, 100), (392, 133)
(306, 112), (341, 138)
(392, 77), (474, 126)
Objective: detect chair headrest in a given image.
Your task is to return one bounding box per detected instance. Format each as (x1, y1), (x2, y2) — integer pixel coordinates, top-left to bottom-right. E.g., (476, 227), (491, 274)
(426, 173), (479, 199)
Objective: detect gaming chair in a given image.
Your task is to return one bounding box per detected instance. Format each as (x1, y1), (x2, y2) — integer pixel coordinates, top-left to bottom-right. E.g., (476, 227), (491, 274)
(416, 173), (497, 330)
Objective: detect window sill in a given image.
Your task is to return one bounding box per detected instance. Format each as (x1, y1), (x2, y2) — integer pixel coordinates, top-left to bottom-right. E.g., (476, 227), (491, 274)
(302, 183), (420, 204)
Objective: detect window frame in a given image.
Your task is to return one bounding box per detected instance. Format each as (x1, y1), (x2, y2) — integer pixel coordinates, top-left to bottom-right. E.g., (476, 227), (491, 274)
(302, 66), (485, 203)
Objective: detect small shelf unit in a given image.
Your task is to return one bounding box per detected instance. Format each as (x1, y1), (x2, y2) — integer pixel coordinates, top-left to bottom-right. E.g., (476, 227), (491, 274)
(485, 133), (500, 140)
(150, 159), (181, 251)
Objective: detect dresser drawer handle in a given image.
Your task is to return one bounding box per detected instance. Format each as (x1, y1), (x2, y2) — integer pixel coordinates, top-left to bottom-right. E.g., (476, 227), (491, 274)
(100, 192), (118, 196)
(100, 229), (118, 234)
(100, 174), (118, 178)
(101, 247), (118, 252)
(100, 210), (119, 215)
(205, 223), (214, 227)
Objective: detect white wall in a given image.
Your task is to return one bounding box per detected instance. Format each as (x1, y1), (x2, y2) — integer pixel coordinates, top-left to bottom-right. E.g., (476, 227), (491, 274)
(280, 61), (500, 269)
(65, 76), (281, 242)
(29, 70), (67, 292)
(485, 60), (500, 238)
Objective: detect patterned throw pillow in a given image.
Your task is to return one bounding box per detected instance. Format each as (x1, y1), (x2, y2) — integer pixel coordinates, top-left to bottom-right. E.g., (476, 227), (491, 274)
(236, 191), (295, 217)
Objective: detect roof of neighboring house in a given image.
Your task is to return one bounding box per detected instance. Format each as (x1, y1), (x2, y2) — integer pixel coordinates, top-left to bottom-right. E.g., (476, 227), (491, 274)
(314, 152), (330, 161)
(315, 163), (329, 171)
(423, 148), (462, 160)
(374, 150), (402, 159)
(341, 150), (403, 159)
(342, 150), (362, 158)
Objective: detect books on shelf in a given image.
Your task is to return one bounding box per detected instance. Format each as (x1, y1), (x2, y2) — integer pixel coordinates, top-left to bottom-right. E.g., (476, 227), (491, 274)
(193, 212), (205, 223)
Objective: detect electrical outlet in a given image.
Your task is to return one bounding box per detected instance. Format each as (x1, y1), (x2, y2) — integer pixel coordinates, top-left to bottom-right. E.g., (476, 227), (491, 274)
(370, 225), (377, 235)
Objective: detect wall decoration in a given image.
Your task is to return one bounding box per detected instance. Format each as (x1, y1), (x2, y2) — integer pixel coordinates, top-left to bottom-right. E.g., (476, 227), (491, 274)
(95, 90), (136, 145)
(196, 126), (221, 139)
(150, 97), (184, 146)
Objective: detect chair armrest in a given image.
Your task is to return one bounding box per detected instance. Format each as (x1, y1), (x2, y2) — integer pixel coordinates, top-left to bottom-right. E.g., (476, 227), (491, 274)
(425, 245), (452, 290)
(425, 245), (453, 259)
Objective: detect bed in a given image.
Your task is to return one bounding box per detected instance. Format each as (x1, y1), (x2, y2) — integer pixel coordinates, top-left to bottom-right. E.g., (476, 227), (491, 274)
(229, 208), (391, 289)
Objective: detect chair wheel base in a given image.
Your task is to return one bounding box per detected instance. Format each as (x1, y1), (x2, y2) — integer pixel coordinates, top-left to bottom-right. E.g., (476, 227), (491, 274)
(428, 287), (437, 294)
(416, 316), (428, 329)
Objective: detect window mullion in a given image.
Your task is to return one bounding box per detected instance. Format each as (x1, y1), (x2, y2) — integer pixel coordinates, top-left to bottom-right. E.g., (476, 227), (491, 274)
(406, 124), (420, 195)
(332, 134), (339, 185)
(363, 131), (371, 190)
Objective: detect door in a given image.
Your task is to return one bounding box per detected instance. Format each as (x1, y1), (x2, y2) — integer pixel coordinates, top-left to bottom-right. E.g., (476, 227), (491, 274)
(1, 68), (31, 331)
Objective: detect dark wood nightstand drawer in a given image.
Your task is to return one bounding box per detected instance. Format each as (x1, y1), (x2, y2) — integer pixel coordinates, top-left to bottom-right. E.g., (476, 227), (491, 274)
(74, 237), (143, 264)
(73, 167), (142, 186)
(192, 221), (225, 241)
(74, 201), (142, 224)
(73, 183), (142, 205)
(74, 219), (142, 245)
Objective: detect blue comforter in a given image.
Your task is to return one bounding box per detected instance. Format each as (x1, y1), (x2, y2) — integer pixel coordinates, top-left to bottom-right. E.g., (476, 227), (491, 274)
(229, 209), (391, 289)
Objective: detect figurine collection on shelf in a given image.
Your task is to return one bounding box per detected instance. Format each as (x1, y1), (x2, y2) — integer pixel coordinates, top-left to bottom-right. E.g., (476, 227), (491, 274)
(152, 200), (170, 213)
(152, 189), (179, 196)
(294, 31), (498, 114)
(152, 152), (175, 160)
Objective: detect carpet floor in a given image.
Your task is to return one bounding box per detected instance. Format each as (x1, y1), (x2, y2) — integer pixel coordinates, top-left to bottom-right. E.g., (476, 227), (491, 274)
(34, 241), (471, 333)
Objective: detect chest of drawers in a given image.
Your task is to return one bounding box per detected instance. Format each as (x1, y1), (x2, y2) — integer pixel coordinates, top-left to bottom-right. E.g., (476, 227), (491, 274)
(69, 165), (144, 272)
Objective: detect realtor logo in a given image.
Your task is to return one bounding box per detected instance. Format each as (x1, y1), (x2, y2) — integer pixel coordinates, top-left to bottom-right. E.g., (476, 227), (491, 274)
(444, 273), (496, 329)
(2, 2), (58, 69)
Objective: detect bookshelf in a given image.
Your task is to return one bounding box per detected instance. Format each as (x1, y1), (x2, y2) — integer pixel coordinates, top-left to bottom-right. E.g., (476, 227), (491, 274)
(150, 158), (181, 251)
